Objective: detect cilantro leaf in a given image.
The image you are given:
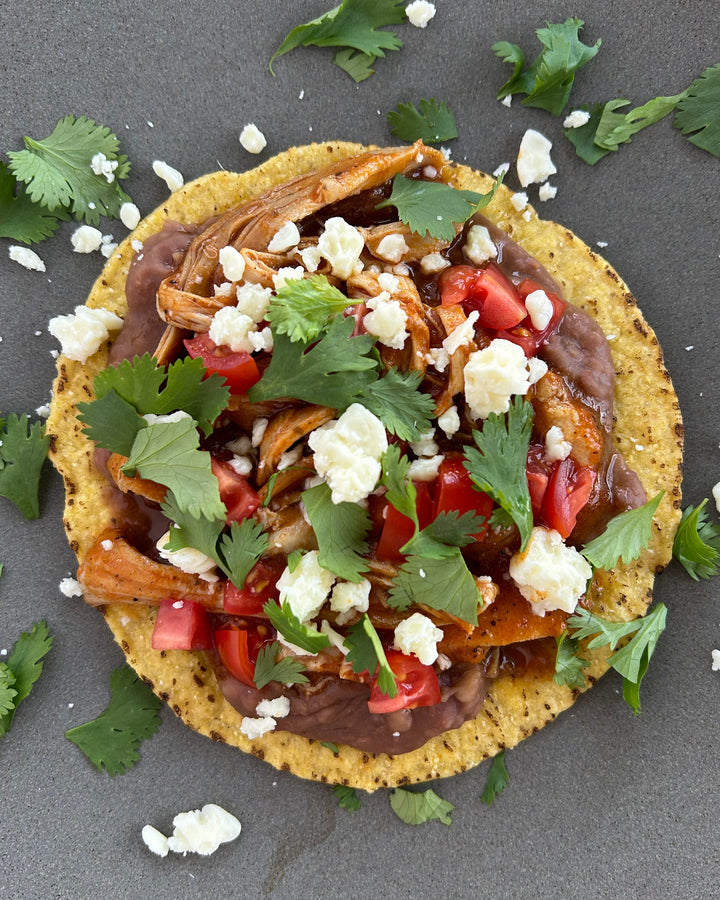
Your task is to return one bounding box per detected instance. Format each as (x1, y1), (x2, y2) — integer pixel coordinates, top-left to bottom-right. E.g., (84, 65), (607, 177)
(248, 315), (378, 410)
(333, 48), (376, 83)
(162, 496), (223, 560)
(380, 444), (418, 526)
(481, 751), (510, 805)
(387, 98), (458, 144)
(388, 550), (480, 625)
(219, 519), (270, 589)
(270, 0), (406, 78)
(302, 482), (371, 582)
(321, 740), (339, 753)
(553, 631), (590, 689)
(358, 367), (435, 442)
(0, 621), (53, 736)
(65, 666), (162, 775)
(344, 614), (397, 696)
(464, 397), (534, 551)
(0, 162), (60, 243)
(263, 601), (332, 655)
(0, 665), (18, 720)
(564, 103), (613, 165)
(122, 417), (225, 521)
(402, 510), (485, 559)
(594, 92), (688, 152)
(332, 784), (362, 811)
(0, 413), (50, 519)
(673, 64), (720, 157)
(253, 641), (309, 690)
(566, 604), (667, 714)
(266, 275), (358, 343)
(390, 787), (455, 825)
(376, 175), (484, 240)
(581, 492), (663, 571)
(672, 499), (720, 580)
(77, 390), (147, 456)
(493, 18), (601, 116)
(8, 115), (131, 225)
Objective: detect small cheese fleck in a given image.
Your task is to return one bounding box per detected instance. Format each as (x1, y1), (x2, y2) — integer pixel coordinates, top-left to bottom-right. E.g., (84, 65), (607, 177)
(272, 265), (304, 291)
(501, 95), (513, 108)
(377, 272), (401, 294)
(712, 649), (720, 671)
(152, 160), (184, 192)
(165, 804), (241, 856)
(363, 292), (409, 349)
(563, 109), (591, 129)
(48, 305), (124, 362)
(538, 182), (557, 202)
(437, 404), (460, 438)
(71, 225), (104, 253)
(509, 527), (592, 616)
(442, 310), (479, 355)
(463, 225), (497, 265)
(375, 233), (409, 264)
(510, 192), (528, 212)
(712, 482), (720, 514)
(525, 289), (553, 330)
(463, 338), (533, 419)
(141, 825), (169, 858)
(256, 696), (291, 719)
(299, 244), (322, 272)
(277, 549), (336, 623)
(251, 417), (269, 447)
(267, 221), (300, 253)
(218, 245), (246, 282)
(90, 152), (118, 183)
(156, 530), (217, 581)
(406, 0), (436, 27)
(120, 202), (141, 230)
(8, 245), (46, 272)
(393, 612), (443, 665)
(544, 426), (572, 462)
(410, 429), (438, 458)
(407, 454), (444, 482)
(516, 129), (557, 188)
(239, 124), (267, 154)
(420, 251), (450, 274)
(101, 539), (114, 551)
(493, 162), (510, 178)
(58, 577), (83, 598)
(240, 716), (277, 739)
(330, 579), (371, 625)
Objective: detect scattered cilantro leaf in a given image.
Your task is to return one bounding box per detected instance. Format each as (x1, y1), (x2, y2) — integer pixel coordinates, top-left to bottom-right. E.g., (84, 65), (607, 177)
(65, 666), (162, 775)
(0, 413), (50, 519)
(464, 397), (534, 550)
(358, 368), (435, 442)
(481, 751), (510, 805)
(8, 115), (131, 225)
(581, 492), (663, 571)
(321, 740), (339, 753)
(270, 0), (406, 79)
(0, 620), (52, 735)
(333, 48), (376, 82)
(672, 499), (720, 580)
(380, 444), (418, 526)
(302, 482), (371, 582)
(553, 631), (590, 689)
(0, 665), (17, 720)
(344, 614), (397, 696)
(253, 641), (309, 690)
(287, 549), (304, 573)
(262, 601), (332, 655)
(161, 494), (223, 560)
(388, 550), (480, 625)
(566, 604), (667, 714)
(376, 175), (485, 240)
(122, 416), (225, 521)
(77, 390), (147, 456)
(0, 162), (60, 243)
(493, 18), (601, 116)
(594, 92), (688, 151)
(248, 315), (378, 410)
(673, 64), (720, 157)
(332, 784), (362, 811)
(267, 275), (359, 343)
(219, 519), (270, 589)
(387, 98), (458, 144)
(390, 787), (455, 825)
(402, 510), (485, 559)
(563, 103), (613, 164)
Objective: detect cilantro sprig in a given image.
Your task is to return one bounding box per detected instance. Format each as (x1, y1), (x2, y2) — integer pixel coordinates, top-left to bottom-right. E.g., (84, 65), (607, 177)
(253, 641), (309, 690)
(263, 600), (332, 655)
(388, 550), (481, 626)
(344, 614), (397, 697)
(302, 482), (372, 582)
(357, 368), (435, 442)
(0, 620), (53, 737)
(580, 492), (663, 571)
(267, 275), (359, 343)
(673, 64), (719, 157)
(390, 787), (455, 825)
(481, 751), (510, 805)
(387, 98), (458, 144)
(0, 162), (63, 244)
(672, 499), (720, 580)
(65, 665), (162, 775)
(0, 413), (50, 519)
(332, 784), (362, 811)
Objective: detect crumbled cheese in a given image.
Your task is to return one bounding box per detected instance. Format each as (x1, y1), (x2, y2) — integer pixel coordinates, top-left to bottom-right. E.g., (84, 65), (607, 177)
(509, 527), (592, 616)
(392, 262), (411, 276)
(240, 716), (277, 739)
(406, 0), (436, 27)
(437, 404), (460, 438)
(227, 435), (252, 455)
(251, 417), (269, 447)
(8, 245), (46, 272)
(277, 445), (303, 471)
(90, 152), (118, 183)
(409, 430), (437, 460)
(228, 455), (253, 476)
(375, 233), (409, 264)
(463, 338), (533, 419)
(317, 217), (365, 280)
(277, 550), (336, 623)
(420, 251), (450, 274)
(544, 425), (572, 462)
(299, 244), (322, 272)
(308, 403), (388, 503)
(256, 696), (291, 719)
(522, 209), (532, 222)
(239, 123), (267, 154)
(218, 245), (246, 282)
(156, 530), (217, 580)
(248, 326), (273, 353)
(208, 306), (257, 353)
(58, 577), (82, 598)
(71, 225), (104, 253)
(538, 182), (557, 202)
(525, 289), (553, 330)
(143, 410), (191, 426)
(563, 109), (591, 129)
(463, 224), (497, 265)
(320, 619), (349, 654)
(141, 825), (169, 857)
(596, 241), (609, 249)
(120, 202), (141, 230)
(100, 239), (118, 258)
(267, 221), (300, 253)
(407, 455), (444, 482)
(493, 162), (510, 178)
(442, 310), (479, 355)
(712, 482), (720, 514)
(510, 192), (528, 212)
(516, 129), (557, 187)
(527, 357), (548, 385)
(712, 649), (720, 671)
(273, 265), (304, 290)
(101, 539), (114, 551)
(152, 160), (184, 192)
(393, 612), (443, 665)
(48, 305), (124, 362)
(501, 95), (513, 108)
(427, 347), (450, 373)
(377, 272), (401, 294)
(235, 282), (272, 322)
(165, 804), (241, 856)
(363, 292), (408, 349)
(330, 579), (371, 625)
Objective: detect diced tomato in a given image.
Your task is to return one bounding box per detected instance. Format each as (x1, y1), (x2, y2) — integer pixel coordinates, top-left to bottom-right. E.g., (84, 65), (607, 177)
(438, 265), (477, 307)
(376, 482), (434, 561)
(184, 333), (261, 393)
(151, 598), (213, 651)
(541, 457), (596, 539)
(367, 649), (441, 714)
(211, 456), (260, 524)
(433, 456), (493, 539)
(525, 443), (552, 519)
(439, 263), (527, 330)
(224, 559), (282, 616)
(497, 278), (566, 357)
(214, 626), (273, 688)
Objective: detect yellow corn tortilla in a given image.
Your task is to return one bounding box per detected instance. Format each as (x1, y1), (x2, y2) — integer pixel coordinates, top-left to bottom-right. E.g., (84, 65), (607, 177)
(48, 142), (683, 791)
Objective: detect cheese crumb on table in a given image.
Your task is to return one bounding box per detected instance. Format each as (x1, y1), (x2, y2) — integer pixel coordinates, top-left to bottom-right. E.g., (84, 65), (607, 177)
(58, 577), (83, 598)
(71, 225), (104, 253)
(239, 123), (267, 154)
(563, 109), (591, 129)
(8, 245), (46, 272)
(712, 650), (720, 671)
(516, 129), (557, 187)
(406, 1), (436, 27)
(712, 482), (720, 513)
(163, 804), (241, 856)
(120, 202), (141, 230)
(152, 160), (184, 192)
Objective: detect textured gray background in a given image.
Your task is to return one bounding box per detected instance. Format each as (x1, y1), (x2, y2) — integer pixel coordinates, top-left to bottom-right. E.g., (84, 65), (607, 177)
(1, 2), (719, 898)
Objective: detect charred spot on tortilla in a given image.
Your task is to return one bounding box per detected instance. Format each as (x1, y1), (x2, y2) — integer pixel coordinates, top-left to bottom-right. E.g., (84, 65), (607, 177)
(48, 142), (682, 791)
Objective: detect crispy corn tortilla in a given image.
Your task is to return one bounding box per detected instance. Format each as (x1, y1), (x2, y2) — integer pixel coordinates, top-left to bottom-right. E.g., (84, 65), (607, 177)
(48, 142), (683, 791)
